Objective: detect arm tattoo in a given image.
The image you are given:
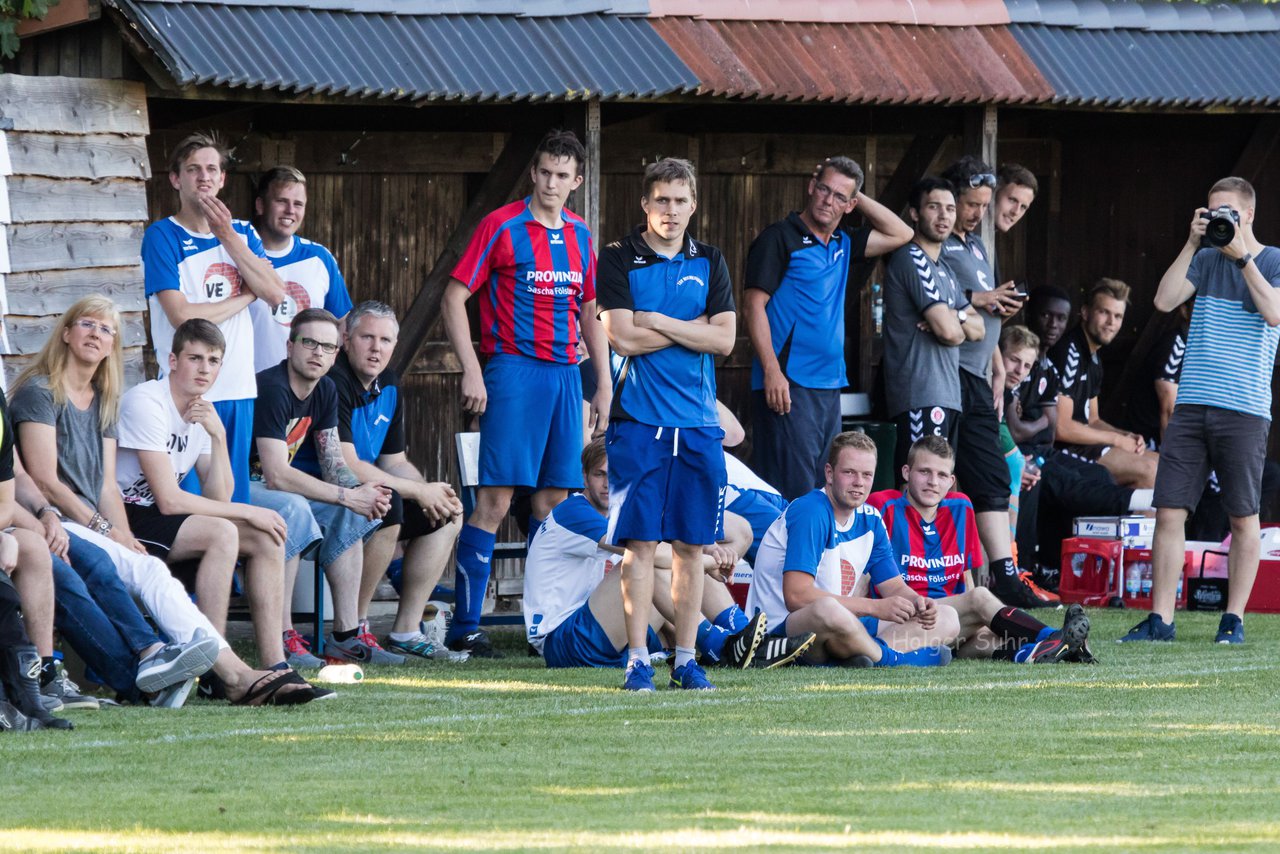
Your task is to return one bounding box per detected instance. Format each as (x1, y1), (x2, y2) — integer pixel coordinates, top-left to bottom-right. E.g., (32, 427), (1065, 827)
(315, 427), (361, 488)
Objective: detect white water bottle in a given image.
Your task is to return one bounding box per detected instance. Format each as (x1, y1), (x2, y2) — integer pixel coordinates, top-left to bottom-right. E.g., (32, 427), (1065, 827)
(1125, 564), (1140, 598)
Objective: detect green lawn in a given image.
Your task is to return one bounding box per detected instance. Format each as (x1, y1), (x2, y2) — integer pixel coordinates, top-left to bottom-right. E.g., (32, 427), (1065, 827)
(3, 608), (1279, 853)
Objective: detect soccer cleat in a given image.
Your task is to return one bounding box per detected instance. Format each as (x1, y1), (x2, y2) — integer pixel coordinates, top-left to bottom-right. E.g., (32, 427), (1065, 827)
(1063, 637), (1100, 664)
(719, 611), (767, 669)
(1021, 637), (1073, 663)
(622, 659), (656, 693)
(384, 633), (437, 660)
(1020, 571), (1062, 604)
(151, 677), (196, 709)
(750, 633), (817, 669)
(1059, 603), (1091, 646)
(282, 629), (325, 669)
(42, 663), (100, 711)
(669, 660), (717, 690)
(447, 630), (504, 659)
(325, 633), (406, 666)
(135, 630), (221, 693)
(993, 575), (1051, 610)
(1117, 613), (1175, 643)
(1215, 613), (1245, 645)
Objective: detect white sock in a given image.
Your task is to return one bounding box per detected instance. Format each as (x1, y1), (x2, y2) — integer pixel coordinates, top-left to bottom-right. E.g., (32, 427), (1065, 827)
(1129, 489), (1154, 512)
(389, 631), (419, 643)
(674, 646), (696, 669)
(627, 647), (648, 665)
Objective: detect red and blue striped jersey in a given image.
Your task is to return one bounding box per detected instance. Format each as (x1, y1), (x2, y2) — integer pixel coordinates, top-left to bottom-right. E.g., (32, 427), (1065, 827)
(866, 490), (982, 599)
(452, 198), (596, 365)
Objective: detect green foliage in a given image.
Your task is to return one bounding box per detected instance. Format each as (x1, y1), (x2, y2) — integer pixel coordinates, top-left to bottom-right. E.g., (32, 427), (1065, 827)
(2, 609), (1280, 851)
(0, 0), (58, 60)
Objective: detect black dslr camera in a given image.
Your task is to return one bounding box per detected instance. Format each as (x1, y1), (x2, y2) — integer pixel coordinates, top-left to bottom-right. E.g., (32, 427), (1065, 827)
(1200, 205), (1240, 248)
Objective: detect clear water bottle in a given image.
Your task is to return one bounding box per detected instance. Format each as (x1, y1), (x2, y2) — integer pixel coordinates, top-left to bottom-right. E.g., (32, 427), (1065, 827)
(1139, 562), (1153, 596)
(315, 664), (363, 684)
(1125, 563), (1141, 598)
(1070, 552), (1087, 578)
(871, 283), (884, 336)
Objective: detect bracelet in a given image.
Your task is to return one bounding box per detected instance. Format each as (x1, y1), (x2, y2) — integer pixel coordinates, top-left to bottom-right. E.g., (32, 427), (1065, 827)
(88, 512), (113, 536)
(37, 506), (60, 519)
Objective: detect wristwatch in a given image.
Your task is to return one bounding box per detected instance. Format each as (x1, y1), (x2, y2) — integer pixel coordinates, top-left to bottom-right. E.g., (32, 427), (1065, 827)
(37, 506), (61, 519)
(957, 308), (969, 323)
(1235, 253), (1252, 270)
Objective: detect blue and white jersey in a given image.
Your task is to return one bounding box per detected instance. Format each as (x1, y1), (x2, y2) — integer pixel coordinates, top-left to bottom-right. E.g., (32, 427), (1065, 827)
(251, 236), (353, 372)
(142, 217), (266, 402)
(597, 228), (735, 428)
(1179, 246), (1280, 419)
(523, 494), (620, 651)
(745, 213), (871, 390)
(746, 488), (899, 628)
(724, 452), (787, 563)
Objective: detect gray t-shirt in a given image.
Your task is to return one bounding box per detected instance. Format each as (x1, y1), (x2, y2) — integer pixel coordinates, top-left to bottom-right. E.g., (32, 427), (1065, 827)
(882, 242), (965, 415)
(942, 231), (1001, 378)
(8, 375), (117, 513)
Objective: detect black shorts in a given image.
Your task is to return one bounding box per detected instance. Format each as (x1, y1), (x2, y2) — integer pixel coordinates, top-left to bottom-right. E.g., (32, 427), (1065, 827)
(1154, 404), (1270, 517)
(125, 503), (202, 591)
(382, 489), (449, 540)
(956, 369), (1011, 513)
(892, 406), (960, 476)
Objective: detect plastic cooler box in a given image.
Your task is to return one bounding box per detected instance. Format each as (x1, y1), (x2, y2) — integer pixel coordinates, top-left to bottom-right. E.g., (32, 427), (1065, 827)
(1059, 537), (1188, 609)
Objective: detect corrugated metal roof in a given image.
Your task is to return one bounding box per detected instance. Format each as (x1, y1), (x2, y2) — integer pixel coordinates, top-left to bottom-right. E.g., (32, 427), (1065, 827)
(136, 0), (650, 15)
(1005, 0), (1280, 33)
(114, 1), (697, 102)
(649, 18), (1053, 105)
(647, 0), (1011, 26)
(1010, 22), (1280, 106)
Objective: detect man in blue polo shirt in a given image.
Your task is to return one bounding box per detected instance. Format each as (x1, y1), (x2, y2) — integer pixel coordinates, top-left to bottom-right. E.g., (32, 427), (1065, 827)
(745, 157), (912, 499)
(598, 158), (737, 692)
(330, 301), (465, 660)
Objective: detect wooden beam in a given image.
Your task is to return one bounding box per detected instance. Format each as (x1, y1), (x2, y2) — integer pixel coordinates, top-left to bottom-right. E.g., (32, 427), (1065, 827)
(3, 266), (146, 315)
(4, 133), (151, 180)
(390, 130), (542, 377)
(5, 176), (148, 224)
(4, 222), (143, 272)
(0, 76), (148, 134)
(585, 98), (601, 241)
(1230, 116), (1280, 186)
(5, 312), (146, 355)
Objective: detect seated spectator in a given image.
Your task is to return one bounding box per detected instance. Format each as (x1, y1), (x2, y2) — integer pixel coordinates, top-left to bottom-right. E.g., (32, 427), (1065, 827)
(523, 439), (813, 676)
(115, 319), (290, 669)
(11, 296), (325, 706)
(0, 567), (70, 730)
(1048, 278), (1157, 488)
(9, 441), (214, 708)
(249, 308), (399, 665)
(330, 301), (465, 661)
(1025, 285), (1072, 355)
(867, 437), (1094, 663)
(746, 431), (959, 668)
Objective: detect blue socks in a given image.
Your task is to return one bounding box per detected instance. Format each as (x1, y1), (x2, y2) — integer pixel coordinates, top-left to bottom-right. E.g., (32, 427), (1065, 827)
(696, 620), (731, 662)
(713, 605), (749, 633)
(873, 638), (952, 667)
(448, 524), (495, 644)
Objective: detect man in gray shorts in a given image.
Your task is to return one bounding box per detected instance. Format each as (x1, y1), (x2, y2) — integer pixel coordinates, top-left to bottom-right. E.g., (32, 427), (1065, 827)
(1121, 177), (1280, 645)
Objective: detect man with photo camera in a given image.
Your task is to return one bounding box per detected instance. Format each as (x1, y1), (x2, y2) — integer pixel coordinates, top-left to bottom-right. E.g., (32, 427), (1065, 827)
(1121, 177), (1280, 645)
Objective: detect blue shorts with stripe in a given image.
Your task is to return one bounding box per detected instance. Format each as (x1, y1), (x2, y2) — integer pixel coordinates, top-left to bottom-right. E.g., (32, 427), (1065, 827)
(542, 600), (663, 668)
(771, 613), (879, 639)
(479, 354), (583, 491)
(605, 420), (726, 546)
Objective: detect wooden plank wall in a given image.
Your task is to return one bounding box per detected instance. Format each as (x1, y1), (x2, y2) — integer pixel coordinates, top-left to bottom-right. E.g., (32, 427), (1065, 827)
(143, 126), (922, 490)
(0, 75), (150, 389)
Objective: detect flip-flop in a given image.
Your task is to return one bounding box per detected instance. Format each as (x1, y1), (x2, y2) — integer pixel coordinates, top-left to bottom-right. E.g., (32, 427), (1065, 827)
(231, 669), (320, 707)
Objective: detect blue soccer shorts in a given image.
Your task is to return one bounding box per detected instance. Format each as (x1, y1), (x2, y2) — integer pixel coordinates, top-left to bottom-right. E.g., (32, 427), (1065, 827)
(479, 354), (583, 491)
(605, 420), (726, 546)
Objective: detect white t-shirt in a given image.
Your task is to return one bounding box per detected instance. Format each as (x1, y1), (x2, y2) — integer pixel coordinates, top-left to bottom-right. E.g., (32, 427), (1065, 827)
(116, 379), (211, 507)
(523, 494), (620, 652)
(142, 217), (265, 402)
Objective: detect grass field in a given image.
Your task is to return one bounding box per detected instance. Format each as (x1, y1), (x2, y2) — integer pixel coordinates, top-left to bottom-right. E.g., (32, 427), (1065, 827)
(2, 608), (1279, 853)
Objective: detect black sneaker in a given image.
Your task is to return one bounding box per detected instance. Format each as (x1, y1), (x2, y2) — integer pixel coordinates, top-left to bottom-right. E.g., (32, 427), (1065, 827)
(718, 612), (767, 669)
(993, 573), (1054, 609)
(447, 630), (504, 659)
(750, 633), (817, 669)
(196, 670), (228, 701)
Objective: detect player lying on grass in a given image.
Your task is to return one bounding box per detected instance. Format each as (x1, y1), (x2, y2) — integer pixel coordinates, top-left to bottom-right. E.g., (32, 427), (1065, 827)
(523, 438), (815, 683)
(867, 435), (1095, 663)
(747, 430), (958, 667)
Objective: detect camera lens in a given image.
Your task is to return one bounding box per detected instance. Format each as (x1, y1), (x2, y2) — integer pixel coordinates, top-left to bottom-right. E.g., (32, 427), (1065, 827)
(1205, 217), (1235, 247)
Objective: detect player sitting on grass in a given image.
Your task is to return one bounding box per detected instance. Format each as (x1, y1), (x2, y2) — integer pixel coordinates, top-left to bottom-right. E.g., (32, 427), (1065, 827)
(747, 430), (959, 667)
(867, 436), (1095, 663)
(523, 438), (816, 680)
